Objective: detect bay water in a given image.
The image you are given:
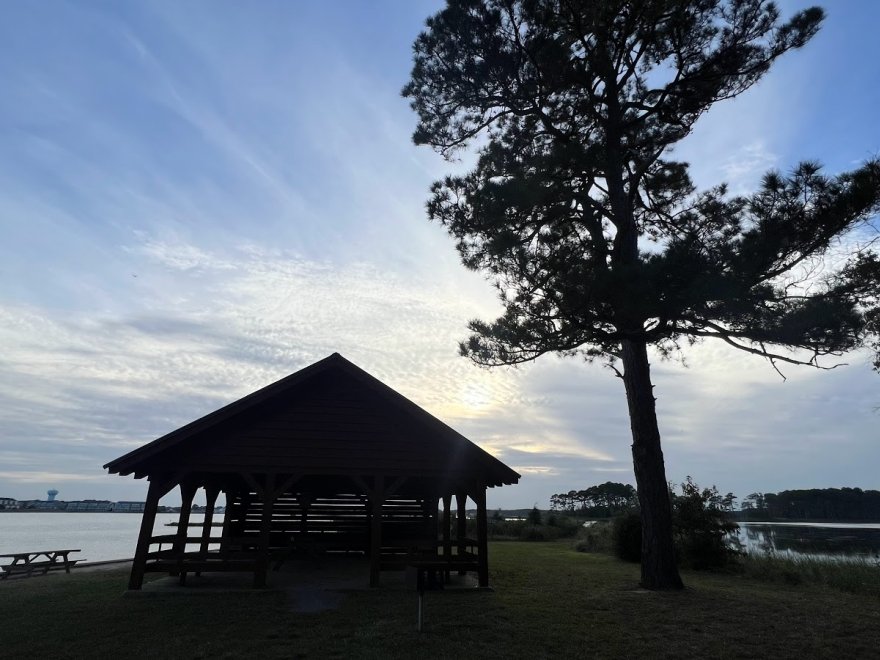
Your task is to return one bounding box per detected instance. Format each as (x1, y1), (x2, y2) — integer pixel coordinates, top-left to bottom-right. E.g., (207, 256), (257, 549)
(733, 521), (880, 562)
(0, 512), (208, 563)
(3, 514), (880, 565)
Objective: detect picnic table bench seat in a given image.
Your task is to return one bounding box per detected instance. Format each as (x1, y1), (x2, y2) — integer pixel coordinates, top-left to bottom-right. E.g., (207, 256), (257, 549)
(0, 549), (83, 579)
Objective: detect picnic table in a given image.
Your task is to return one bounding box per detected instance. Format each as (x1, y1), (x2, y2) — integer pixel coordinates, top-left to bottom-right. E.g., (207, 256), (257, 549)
(0, 549), (83, 579)
(407, 537), (480, 583)
(406, 539), (482, 632)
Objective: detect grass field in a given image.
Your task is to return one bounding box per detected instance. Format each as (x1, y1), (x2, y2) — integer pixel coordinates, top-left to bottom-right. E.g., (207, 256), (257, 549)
(1, 542), (878, 659)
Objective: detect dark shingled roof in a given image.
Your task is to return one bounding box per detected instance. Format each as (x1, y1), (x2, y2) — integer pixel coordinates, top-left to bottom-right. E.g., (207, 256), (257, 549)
(104, 353), (520, 488)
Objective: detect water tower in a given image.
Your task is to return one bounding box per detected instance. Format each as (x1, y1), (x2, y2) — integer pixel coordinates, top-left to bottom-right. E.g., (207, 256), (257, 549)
(47, 489), (59, 502)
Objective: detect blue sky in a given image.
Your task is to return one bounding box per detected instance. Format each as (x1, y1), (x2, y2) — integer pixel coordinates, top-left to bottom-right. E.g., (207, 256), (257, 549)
(1, 1), (878, 508)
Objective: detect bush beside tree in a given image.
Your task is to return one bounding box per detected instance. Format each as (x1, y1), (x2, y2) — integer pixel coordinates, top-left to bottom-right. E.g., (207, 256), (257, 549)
(613, 512), (643, 563)
(608, 478), (738, 569)
(673, 477), (739, 569)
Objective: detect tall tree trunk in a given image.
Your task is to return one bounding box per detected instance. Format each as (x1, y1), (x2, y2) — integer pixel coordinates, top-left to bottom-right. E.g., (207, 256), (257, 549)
(620, 338), (683, 590)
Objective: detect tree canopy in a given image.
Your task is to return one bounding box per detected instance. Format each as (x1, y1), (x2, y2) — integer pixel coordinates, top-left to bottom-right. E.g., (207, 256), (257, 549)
(405, 0), (879, 370)
(405, 0), (880, 589)
(550, 481), (638, 516)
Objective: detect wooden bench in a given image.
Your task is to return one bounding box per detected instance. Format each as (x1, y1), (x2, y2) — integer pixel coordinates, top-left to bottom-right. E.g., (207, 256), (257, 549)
(0, 549), (84, 579)
(269, 532), (370, 570)
(406, 538), (480, 588)
(406, 544), (482, 632)
(407, 555), (479, 586)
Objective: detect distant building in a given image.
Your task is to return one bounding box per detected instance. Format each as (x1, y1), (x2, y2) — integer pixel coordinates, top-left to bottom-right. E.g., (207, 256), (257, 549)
(1, 497), (147, 513)
(28, 499), (66, 510)
(112, 501), (145, 513)
(66, 499), (113, 512)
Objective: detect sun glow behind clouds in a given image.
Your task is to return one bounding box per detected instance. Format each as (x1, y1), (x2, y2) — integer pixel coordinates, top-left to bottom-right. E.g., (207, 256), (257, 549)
(460, 381), (492, 410)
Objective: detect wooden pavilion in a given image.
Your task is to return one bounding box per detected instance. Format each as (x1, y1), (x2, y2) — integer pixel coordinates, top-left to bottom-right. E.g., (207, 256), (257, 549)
(105, 353), (519, 590)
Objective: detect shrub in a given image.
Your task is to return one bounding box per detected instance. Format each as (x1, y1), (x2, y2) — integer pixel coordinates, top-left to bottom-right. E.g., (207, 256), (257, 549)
(574, 521), (614, 554)
(549, 515), (581, 539)
(613, 511), (642, 563)
(672, 477), (738, 569)
(606, 478), (738, 568)
(522, 526), (547, 541)
(483, 514), (581, 542)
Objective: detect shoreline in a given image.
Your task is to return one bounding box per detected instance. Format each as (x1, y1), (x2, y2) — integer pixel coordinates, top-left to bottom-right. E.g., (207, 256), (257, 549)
(75, 559), (133, 572)
(0, 510), (148, 514)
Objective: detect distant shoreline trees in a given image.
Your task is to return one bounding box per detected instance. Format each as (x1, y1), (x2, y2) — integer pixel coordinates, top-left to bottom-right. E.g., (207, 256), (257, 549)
(741, 488), (880, 521)
(554, 482), (880, 522)
(550, 481), (637, 517)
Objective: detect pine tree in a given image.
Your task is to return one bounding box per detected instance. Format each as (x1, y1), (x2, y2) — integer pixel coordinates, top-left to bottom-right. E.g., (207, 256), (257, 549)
(404, 0), (880, 588)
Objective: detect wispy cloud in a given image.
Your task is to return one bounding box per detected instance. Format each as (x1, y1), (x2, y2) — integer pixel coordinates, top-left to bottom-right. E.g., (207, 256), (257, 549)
(0, 471), (109, 484)
(513, 466), (561, 476)
(720, 142), (778, 194)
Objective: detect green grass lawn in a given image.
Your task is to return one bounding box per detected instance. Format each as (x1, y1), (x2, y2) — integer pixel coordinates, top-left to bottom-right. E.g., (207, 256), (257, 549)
(1, 542), (878, 659)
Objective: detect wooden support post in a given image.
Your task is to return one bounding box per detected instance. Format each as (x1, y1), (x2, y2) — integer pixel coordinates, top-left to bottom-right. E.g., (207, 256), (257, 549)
(196, 485), (220, 577)
(442, 495), (452, 554)
(128, 479), (164, 590)
(220, 490), (236, 557)
(237, 489), (252, 538)
(369, 475), (385, 588)
(299, 493), (312, 536)
(220, 489), (235, 554)
(175, 482), (197, 586)
(200, 486), (220, 556)
(474, 485), (489, 588)
(442, 494), (452, 581)
(431, 496), (440, 539)
(456, 491), (467, 575)
(269, 473), (299, 557)
(255, 473), (276, 588)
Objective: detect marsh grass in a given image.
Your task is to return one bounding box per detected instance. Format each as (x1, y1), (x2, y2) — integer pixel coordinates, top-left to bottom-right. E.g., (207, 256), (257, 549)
(1, 542), (878, 659)
(734, 552), (880, 594)
(575, 518), (880, 597)
(485, 515), (581, 542)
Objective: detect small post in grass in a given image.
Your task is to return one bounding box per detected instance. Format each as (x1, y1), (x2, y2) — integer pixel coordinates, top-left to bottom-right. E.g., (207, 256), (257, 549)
(416, 567), (425, 632)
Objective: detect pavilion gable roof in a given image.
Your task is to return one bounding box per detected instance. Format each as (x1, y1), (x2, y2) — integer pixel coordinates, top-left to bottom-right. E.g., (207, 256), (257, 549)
(104, 353), (519, 487)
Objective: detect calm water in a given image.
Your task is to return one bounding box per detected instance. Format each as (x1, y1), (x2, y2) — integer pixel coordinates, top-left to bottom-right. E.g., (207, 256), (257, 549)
(0, 512), (210, 563)
(3, 514), (880, 564)
(733, 522), (880, 562)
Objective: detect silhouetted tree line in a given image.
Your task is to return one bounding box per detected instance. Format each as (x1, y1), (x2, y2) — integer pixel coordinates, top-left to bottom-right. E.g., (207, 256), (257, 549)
(550, 482), (638, 517)
(741, 488), (880, 521)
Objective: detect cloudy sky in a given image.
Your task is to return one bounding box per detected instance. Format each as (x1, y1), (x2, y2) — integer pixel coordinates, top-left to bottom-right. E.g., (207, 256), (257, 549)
(1, 1), (878, 509)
